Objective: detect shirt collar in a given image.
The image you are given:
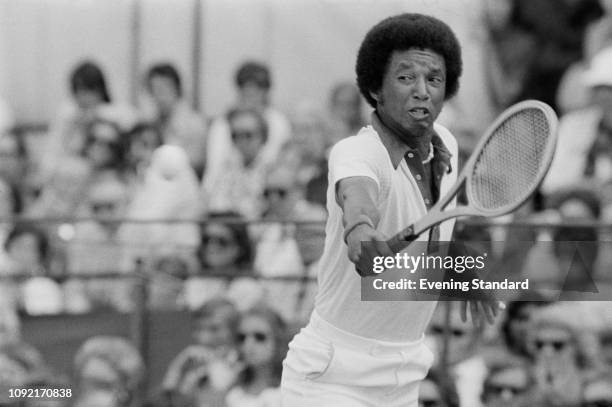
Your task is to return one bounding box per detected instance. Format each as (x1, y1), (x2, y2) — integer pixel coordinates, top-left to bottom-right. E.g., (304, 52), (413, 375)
(371, 111), (452, 171)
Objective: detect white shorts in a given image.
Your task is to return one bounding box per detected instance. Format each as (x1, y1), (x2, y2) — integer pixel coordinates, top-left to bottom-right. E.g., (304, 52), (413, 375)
(281, 311), (434, 407)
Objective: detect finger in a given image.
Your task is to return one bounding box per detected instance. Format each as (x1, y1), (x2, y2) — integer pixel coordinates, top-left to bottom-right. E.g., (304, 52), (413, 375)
(483, 302), (496, 325)
(460, 300), (468, 323)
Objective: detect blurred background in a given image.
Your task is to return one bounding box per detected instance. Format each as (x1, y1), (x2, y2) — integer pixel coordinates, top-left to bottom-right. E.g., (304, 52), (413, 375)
(2, 0), (612, 406)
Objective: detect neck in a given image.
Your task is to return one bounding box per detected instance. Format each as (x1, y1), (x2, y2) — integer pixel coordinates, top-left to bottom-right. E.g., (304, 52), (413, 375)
(376, 110), (432, 158)
(246, 364), (275, 393)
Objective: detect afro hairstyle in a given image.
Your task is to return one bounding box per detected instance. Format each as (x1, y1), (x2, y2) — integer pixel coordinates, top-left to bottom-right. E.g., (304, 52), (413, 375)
(356, 13), (462, 108)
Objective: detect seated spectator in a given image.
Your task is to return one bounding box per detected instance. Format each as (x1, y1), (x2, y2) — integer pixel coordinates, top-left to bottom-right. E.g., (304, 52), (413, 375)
(184, 212), (257, 311)
(42, 60), (135, 181)
(27, 155), (92, 220)
(118, 145), (200, 275)
(73, 336), (144, 407)
(581, 369), (612, 407)
(419, 369), (460, 407)
(205, 61), (290, 184)
(481, 356), (534, 407)
(0, 131), (30, 209)
(142, 63), (206, 173)
(202, 107), (270, 218)
(126, 122), (163, 184)
(225, 306), (288, 407)
(526, 302), (603, 406)
(0, 342), (48, 404)
(279, 101), (329, 188)
(162, 298), (241, 403)
(3, 223), (63, 315)
(426, 302), (487, 407)
(543, 46), (612, 194)
(500, 292), (553, 358)
(0, 176), (21, 274)
(81, 117), (130, 182)
(325, 81), (365, 145)
(65, 174), (132, 312)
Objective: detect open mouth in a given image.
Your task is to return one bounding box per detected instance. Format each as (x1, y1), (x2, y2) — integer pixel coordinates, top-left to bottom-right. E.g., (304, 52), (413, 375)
(408, 108), (430, 120)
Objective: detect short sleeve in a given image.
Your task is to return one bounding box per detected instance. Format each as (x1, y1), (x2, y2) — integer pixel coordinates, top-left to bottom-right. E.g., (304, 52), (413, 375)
(328, 131), (388, 198)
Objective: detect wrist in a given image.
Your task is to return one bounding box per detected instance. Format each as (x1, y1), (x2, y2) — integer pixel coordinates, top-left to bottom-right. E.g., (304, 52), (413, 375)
(343, 215), (375, 243)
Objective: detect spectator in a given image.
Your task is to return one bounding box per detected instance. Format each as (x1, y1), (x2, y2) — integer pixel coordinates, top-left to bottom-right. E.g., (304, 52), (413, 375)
(543, 46), (612, 194)
(202, 107), (270, 218)
(526, 302), (603, 406)
(501, 292), (553, 358)
(65, 174), (131, 312)
(205, 61), (290, 186)
(419, 369), (460, 407)
(481, 356), (534, 407)
(118, 145), (200, 275)
(326, 81), (365, 145)
(225, 306), (288, 407)
(27, 155), (92, 220)
(162, 298), (241, 403)
(73, 336), (145, 407)
(581, 369), (612, 407)
(427, 302), (488, 407)
(0, 131), (30, 209)
(0, 342), (48, 404)
(81, 117), (130, 181)
(42, 60), (135, 181)
(143, 63), (206, 173)
(126, 122), (163, 184)
(0, 176), (21, 274)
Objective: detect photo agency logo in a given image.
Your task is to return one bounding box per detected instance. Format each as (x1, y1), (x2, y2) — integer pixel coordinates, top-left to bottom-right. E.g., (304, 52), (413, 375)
(359, 240), (606, 302)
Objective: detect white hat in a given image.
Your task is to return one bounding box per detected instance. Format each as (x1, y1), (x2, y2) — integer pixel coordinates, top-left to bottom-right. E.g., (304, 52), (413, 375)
(583, 46), (612, 88)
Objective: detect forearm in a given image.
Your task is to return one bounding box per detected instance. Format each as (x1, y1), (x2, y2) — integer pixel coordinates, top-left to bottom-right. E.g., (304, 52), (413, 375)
(336, 178), (380, 230)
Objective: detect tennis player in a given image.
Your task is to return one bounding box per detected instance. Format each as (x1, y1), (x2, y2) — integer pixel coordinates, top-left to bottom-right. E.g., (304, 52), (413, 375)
(281, 13), (500, 406)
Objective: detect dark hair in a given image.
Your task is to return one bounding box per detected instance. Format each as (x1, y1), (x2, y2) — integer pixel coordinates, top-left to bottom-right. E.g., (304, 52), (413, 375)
(481, 356), (534, 403)
(235, 61), (271, 89)
(237, 305), (288, 387)
(226, 107), (269, 145)
(82, 118), (129, 172)
(501, 292), (552, 356)
(199, 211), (254, 270)
(423, 368), (460, 407)
(4, 223), (50, 266)
(70, 61), (111, 103)
(356, 13), (462, 108)
(146, 63), (183, 98)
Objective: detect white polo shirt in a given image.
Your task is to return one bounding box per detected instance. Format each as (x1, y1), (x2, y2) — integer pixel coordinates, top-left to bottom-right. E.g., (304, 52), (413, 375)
(313, 123), (458, 342)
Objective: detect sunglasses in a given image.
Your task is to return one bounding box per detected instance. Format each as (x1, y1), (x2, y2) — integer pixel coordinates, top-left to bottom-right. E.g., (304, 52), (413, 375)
(231, 130), (261, 141)
(534, 339), (569, 352)
(91, 202), (117, 213)
(583, 401), (612, 407)
(238, 331), (269, 343)
(484, 384), (527, 399)
(430, 325), (466, 338)
(419, 399), (442, 407)
(263, 188), (288, 199)
(202, 234), (235, 248)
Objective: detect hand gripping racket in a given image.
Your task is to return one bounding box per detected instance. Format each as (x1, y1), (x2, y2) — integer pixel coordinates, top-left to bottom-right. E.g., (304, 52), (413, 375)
(386, 100), (559, 253)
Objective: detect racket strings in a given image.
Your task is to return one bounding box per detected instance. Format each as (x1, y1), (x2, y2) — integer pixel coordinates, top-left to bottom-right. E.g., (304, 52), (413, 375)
(470, 109), (551, 211)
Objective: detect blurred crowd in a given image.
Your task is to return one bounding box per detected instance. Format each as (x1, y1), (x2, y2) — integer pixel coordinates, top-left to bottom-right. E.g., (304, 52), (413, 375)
(2, 0), (612, 405)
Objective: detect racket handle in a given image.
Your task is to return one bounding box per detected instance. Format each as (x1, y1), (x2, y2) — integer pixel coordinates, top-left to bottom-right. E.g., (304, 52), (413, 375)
(387, 225), (419, 253)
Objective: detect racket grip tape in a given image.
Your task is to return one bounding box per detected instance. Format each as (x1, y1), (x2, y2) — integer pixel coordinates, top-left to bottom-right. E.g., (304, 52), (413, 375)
(387, 225), (418, 253)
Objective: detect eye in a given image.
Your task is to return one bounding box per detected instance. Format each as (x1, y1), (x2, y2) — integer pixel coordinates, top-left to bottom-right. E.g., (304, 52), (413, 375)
(398, 74), (415, 82)
(428, 76), (444, 86)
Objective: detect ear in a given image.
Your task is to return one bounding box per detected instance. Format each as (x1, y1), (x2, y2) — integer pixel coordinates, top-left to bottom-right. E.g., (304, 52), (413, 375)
(369, 90), (380, 104)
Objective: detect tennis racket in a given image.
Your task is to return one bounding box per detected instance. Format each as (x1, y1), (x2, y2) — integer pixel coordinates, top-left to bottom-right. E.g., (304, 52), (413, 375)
(386, 99), (559, 253)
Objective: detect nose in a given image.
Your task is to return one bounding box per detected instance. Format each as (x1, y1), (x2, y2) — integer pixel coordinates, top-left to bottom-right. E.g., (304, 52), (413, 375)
(413, 76), (429, 100)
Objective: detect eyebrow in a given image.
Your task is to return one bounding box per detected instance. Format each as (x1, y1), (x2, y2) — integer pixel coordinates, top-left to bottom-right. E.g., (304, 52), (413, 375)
(394, 61), (444, 75)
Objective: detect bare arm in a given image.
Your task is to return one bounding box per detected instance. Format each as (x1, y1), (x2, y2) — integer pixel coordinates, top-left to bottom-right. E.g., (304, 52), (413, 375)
(336, 176), (393, 276)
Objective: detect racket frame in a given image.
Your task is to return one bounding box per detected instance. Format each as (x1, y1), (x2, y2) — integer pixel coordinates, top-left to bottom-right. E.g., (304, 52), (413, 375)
(388, 100), (558, 252)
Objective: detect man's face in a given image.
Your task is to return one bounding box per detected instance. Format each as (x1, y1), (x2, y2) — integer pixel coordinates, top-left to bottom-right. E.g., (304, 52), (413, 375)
(371, 48), (446, 139)
(149, 75), (179, 113)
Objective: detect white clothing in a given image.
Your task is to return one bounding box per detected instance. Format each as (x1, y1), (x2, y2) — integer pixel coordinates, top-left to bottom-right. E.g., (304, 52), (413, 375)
(541, 107), (604, 194)
(314, 123), (458, 342)
(281, 311), (434, 407)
